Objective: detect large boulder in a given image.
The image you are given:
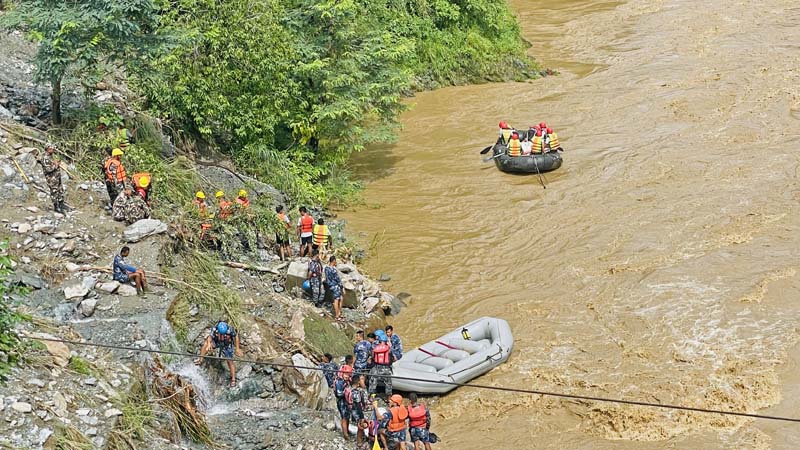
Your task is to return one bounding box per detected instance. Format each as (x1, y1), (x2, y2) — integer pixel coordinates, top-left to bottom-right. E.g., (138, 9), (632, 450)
(63, 282), (89, 300)
(283, 353), (328, 410)
(302, 315), (351, 357)
(32, 333), (70, 367)
(285, 260), (308, 291)
(123, 219), (168, 243)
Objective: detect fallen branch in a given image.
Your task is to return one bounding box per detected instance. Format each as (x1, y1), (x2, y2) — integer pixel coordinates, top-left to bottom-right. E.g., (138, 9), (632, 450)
(223, 261), (281, 274)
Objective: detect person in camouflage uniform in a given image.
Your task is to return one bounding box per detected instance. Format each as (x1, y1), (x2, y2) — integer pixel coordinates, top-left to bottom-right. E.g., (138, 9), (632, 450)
(34, 144), (65, 213)
(112, 189), (151, 224)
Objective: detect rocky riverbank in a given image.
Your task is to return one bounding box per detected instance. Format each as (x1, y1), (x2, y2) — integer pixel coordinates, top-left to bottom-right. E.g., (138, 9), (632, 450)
(0, 66), (410, 450)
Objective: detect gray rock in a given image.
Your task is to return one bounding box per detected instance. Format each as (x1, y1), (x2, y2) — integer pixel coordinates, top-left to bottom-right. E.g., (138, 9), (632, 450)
(362, 296), (380, 313)
(76, 408), (91, 416)
(81, 276), (97, 291)
(0, 105), (13, 120)
(285, 260), (308, 291)
(79, 298), (97, 317)
(17, 223), (31, 234)
(117, 284), (138, 297)
(338, 263), (355, 274)
(13, 271), (45, 290)
(85, 427), (97, 436)
(79, 415), (98, 425)
(52, 303), (75, 322)
(122, 219), (168, 242)
(96, 281), (120, 294)
(60, 240), (76, 254)
(33, 223), (55, 234)
(396, 292), (412, 302)
(63, 283), (89, 300)
(65, 262), (82, 272)
(104, 408), (122, 418)
(53, 232), (69, 239)
(237, 364), (253, 380)
(83, 377), (97, 386)
(26, 378), (45, 388)
(11, 402), (32, 413)
(37, 428), (53, 445)
(52, 393), (67, 417)
(377, 273), (391, 282)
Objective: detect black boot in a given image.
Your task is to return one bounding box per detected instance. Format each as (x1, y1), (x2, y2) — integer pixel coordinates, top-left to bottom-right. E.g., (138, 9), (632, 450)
(53, 200), (63, 213)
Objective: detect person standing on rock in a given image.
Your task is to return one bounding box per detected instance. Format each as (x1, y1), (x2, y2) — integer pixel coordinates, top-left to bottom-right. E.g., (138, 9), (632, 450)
(350, 374), (370, 449)
(353, 331), (371, 375)
(275, 205), (293, 261)
(297, 206), (315, 257)
(325, 255), (344, 321)
(195, 321), (242, 388)
(385, 325), (403, 361)
(407, 393), (432, 450)
(319, 353), (339, 389)
(334, 365), (353, 442)
(113, 246), (147, 296)
(34, 143), (66, 213)
(312, 217), (333, 253)
(104, 148), (128, 208)
(369, 332), (395, 399)
(307, 249), (325, 306)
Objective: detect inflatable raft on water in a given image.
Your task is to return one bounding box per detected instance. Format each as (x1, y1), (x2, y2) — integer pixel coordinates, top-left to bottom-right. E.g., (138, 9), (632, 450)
(392, 317), (514, 394)
(492, 143), (563, 174)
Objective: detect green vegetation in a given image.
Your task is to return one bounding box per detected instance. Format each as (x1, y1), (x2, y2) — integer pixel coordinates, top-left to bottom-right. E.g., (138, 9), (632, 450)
(107, 371), (154, 449)
(0, 241), (24, 380)
(303, 315), (353, 356)
(53, 424), (93, 450)
(0, 0), (163, 124)
(129, 0), (537, 204)
(68, 355), (95, 376)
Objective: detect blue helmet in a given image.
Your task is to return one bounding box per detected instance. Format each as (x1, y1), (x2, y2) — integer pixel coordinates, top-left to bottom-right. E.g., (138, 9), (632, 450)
(374, 329), (386, 339)
(379, 334), (389, 343)
(302, 280), (311, 291)
(216, 322), (229, 334)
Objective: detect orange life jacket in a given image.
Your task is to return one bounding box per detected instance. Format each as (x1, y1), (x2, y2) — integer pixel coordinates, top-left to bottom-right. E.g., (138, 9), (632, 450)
(407, 404), (427, 428)
(373, 343), (391, 365)
(104, 158), (126, 183)
(131, 172), (150, 189)
(278, 212), (292, 230)
(507, 138), (522, 157)
(300, 215), (314, 234)
(236, 197), (250, 208)
(218, 200), (233, 219)
(532, 135), (544, 154)
(548, 132), (560, 150)
(193, 199), (207, 215)
(388, 406), (408, 432)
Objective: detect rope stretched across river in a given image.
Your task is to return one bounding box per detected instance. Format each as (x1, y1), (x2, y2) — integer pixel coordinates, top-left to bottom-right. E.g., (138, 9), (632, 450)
(23, 335), (800, 424)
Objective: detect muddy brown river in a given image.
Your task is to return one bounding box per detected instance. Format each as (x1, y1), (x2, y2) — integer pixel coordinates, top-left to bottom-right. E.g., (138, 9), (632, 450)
(342, 0), (800, 448)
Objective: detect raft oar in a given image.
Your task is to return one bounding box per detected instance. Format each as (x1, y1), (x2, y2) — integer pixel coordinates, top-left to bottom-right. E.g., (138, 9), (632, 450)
(531, 153), (547, 189)
(480, 145), (493, 154)
(482, 153), (502, 162)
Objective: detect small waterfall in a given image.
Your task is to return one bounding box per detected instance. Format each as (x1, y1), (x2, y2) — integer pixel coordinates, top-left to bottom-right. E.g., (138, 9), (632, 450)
(158, 319), (230, 415)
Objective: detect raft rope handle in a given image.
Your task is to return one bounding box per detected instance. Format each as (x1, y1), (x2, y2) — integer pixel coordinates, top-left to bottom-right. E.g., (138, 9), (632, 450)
(21, 335), (800, 424)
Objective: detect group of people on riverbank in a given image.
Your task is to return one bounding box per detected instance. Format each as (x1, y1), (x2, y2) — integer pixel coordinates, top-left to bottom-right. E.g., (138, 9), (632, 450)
(320, 327), (435, 450)
(498, 121), (562, 156)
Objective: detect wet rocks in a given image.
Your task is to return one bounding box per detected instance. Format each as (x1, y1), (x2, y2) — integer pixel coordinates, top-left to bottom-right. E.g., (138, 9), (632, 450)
(96, 280), (120, 294)
(122, 218), (168, 242)
(283, 354), (328, 410)
(63, 282), (89, 300)
(79, 298), (98, 317)
(116, 284), (138, 297)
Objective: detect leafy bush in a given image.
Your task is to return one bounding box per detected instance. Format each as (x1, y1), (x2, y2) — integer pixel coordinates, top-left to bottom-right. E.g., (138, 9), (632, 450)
(0, 241), (23, 380)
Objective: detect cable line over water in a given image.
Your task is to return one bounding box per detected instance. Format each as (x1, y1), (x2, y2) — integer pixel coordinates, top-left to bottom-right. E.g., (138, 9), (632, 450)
(24, 335), (800, 424)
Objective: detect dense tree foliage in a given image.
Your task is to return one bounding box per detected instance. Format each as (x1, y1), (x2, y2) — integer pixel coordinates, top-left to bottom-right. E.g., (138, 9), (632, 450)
(1, 0), (163, 123)
(133, 0), (535, 204)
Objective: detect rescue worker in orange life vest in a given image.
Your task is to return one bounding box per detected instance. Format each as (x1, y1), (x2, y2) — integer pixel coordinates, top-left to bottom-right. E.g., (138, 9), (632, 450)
(377, 394), (409, 450)
(369, 330), (395, 398)
(195, 321), (242, 387)
(333, 365), (354, 442)
(297, 206), (315, 257)
(531, 129), (545, 154)
(497, 121), (514, 145)
(545, 127), (561, 152)
(235, 189), (250, 208)
(407, 393), (432, 450)
(216, 191), (233, 219)
(506, 132), (522, 157)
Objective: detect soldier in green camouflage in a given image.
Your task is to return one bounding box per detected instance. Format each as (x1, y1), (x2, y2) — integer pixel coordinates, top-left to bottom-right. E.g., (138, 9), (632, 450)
(34, 144), (65, 213)
(112, 189), (151, 224)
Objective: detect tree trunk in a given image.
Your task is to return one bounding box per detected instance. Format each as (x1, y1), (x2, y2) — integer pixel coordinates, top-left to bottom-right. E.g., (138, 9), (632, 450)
(51, 77), (62, 125)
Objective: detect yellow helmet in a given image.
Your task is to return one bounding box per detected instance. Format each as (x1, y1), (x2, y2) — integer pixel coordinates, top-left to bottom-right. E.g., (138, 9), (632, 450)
(111, 148), (124, 157)
(139, 175), (150, 188)
(215, 190), (225, 198)
(238, 189), (247, 198)
(196, 191), (206, 199)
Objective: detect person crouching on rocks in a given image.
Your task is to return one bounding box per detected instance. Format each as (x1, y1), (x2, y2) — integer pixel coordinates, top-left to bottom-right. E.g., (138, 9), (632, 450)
(195, 321), (242, 388)
(112, 246), (147, 296)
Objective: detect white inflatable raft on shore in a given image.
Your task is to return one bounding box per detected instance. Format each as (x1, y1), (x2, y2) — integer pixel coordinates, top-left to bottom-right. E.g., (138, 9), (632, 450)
(392, 316), (513, 394)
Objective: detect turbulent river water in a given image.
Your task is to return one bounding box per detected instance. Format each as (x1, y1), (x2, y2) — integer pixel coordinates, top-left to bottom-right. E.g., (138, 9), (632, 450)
(342, 0), (800, 448)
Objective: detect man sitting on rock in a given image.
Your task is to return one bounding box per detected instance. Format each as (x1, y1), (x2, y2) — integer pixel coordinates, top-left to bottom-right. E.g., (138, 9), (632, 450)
(195, 321), (242, 388)
(113, 246), (147, 296)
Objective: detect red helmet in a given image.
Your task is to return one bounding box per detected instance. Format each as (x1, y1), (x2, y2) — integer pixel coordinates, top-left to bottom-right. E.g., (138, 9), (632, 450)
(499, 121), (508, 129)
(511, 132), (519, 139)
(339, 365), (353, 378)
(546, 127), (553, 134)
(539, 122), (547, 129)
(536, 129), (543, 136)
